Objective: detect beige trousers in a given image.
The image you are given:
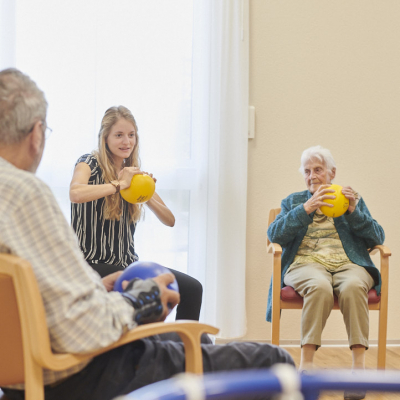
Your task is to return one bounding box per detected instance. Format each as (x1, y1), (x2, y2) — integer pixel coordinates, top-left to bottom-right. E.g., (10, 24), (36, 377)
(283, 262), (375, 349)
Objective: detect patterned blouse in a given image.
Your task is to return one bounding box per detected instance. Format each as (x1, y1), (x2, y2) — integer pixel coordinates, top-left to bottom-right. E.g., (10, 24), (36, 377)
(289, 210), (351, 272)
(71, 154), (139, 268)
(289, 192), (361, 273)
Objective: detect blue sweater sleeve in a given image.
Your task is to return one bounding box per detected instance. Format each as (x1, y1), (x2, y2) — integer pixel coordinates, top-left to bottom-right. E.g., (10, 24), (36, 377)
(267, 193), (313, 246)
(343, 197), (385, 248)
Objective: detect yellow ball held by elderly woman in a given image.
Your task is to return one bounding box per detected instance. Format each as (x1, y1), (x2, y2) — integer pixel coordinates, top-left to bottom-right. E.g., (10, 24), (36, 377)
(320, 184), (349, 218)
(120, 174), (156, 204)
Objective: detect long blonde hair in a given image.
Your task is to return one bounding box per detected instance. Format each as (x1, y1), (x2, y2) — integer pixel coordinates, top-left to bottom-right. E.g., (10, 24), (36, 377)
(93, 106), (143, 223)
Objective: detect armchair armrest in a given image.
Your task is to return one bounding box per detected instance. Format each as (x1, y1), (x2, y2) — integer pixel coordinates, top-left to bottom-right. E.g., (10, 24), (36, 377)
(267, 242), (283, 285)
(37, 321), (219, 374)
(267, 242), (282, 256)
(369, 245), (391, 257)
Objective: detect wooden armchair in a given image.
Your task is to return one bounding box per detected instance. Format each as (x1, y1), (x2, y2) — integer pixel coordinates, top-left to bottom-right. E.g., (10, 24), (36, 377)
(0, 254), (219, 400)
(267, 208), (390, 369)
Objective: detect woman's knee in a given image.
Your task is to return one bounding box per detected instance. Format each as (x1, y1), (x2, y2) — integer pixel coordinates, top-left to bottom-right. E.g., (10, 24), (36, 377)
(181, 275), (203, 299)
(171, 270), (203, 299)
(172, 272), (203, 320)
(338, 280), (369, 302)
(304, 279), (333, 301)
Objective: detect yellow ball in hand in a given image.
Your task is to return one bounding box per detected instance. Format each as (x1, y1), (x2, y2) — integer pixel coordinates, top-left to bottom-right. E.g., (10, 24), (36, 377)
(120, 174), (156, 204)
(320, 184), (349, 218)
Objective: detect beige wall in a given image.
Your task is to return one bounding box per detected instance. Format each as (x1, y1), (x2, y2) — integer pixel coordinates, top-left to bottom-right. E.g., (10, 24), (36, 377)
(245, 1), (400, 344)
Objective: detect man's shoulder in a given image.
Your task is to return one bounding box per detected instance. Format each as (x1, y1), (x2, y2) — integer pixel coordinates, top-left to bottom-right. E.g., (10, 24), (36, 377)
(0, 157), (50, 200)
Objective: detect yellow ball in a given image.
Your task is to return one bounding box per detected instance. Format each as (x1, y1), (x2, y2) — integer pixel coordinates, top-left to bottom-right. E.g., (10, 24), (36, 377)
(320, 184), (349, 218)
(120, 174), (156, 204)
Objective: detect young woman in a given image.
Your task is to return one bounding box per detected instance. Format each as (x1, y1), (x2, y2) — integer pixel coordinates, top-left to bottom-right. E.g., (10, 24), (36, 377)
(69, 105), (202, 320)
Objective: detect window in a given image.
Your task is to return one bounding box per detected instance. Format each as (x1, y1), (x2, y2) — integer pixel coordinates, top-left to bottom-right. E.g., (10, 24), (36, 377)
(15, 0), (194, 274)
(6, 0), (250, 334)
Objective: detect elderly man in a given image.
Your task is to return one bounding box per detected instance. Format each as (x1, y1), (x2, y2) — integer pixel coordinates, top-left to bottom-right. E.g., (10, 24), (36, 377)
(0, 68), (293, 400)
(266, 145), (384, 400)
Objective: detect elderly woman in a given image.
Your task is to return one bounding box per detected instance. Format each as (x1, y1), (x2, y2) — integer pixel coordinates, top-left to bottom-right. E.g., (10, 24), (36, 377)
(266, 145), (384, 398)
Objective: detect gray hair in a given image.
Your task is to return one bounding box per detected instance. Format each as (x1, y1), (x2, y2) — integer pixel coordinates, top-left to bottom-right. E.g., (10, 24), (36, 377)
(299, 145), (336, 174)
(0, 68), (47, 145)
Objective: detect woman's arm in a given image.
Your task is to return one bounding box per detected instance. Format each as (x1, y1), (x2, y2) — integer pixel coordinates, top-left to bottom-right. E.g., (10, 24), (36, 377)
(69, 162), (118, 203)
(267, 202), (311, 245)
(146, 192), (175, 227)
(344, 197), (385, 247)
(69, 163), (141, 204)
(268, 186), (336, 245)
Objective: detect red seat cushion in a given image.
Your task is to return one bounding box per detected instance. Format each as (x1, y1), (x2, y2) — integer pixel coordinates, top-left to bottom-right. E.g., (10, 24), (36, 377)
(281, 286), (380, 304)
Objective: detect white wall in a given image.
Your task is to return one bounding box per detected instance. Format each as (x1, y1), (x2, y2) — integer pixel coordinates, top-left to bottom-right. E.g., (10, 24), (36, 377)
(245, 0), (400, 345)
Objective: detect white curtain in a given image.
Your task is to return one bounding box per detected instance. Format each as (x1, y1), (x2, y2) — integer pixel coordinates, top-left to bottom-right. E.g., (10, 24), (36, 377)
(0, 0), (249, 339)
(0, 0), (16, 69)
(190, 0), (249, 337)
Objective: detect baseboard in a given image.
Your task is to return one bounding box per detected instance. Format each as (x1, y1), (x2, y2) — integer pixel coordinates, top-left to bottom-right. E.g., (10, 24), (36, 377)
(215, 338), (400, 347)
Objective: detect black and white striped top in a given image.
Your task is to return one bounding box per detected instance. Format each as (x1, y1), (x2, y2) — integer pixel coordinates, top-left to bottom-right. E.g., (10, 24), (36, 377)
(71, 154), (138, 268)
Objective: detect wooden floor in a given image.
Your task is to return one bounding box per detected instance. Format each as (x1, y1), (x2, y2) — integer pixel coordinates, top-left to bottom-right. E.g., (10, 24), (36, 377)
(284, 346), (400, 399)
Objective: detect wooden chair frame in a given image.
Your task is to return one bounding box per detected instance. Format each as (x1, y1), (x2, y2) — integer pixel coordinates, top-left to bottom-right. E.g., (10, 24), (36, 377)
(267, 208), (390, 369)
(0, 254), (219, 400)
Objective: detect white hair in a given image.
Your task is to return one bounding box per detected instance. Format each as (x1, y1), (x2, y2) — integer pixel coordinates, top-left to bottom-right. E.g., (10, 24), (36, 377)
(299, 145), (336, 174)
(0, 68), (47, 145)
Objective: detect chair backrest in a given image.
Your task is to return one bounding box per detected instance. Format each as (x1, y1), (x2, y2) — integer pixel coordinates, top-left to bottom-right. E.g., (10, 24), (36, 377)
(0, 270), (25, 384)
(266, 208), (281, 246)
(0, 254), (53, 386)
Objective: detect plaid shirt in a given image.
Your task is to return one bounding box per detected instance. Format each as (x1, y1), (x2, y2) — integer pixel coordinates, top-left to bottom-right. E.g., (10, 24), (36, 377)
(0, 157), (136, 388)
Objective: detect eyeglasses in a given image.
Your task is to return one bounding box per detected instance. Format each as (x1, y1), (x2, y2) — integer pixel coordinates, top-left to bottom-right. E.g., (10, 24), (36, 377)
(44, 124), (53, 140)
(27, 120), (52, 140)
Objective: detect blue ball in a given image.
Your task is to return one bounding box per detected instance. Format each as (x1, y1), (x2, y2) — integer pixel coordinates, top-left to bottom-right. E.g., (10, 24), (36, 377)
(113, 261), (179, 293)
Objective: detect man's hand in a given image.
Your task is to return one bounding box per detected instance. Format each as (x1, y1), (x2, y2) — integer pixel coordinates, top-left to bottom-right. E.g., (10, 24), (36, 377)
(102, 271), (123, 292)
(153, 273), (180, 321)
(121, 273), (180, 324)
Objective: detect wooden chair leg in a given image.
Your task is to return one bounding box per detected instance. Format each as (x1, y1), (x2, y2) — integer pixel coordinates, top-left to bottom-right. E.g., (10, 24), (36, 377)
(378, 310), (387, 369)
(270, 246), (281, 346)
(377, 306), (387, 369)
(377, 252), (389, 370)
(271, 253), (282, 346)
(271, 304), (280, 346)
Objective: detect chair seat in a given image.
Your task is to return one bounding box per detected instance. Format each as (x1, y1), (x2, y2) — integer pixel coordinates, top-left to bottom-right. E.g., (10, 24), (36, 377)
(281, 286), (380, 305)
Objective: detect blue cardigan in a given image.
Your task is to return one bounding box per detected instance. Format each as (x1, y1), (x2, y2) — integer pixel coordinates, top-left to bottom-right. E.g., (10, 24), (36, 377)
(266, 190), (385, 322)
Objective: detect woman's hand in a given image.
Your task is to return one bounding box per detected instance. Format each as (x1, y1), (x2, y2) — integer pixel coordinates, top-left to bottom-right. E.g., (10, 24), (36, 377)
(342, 186), (357, 214)
(142, 171), (157, 183)
(118, 167), (143, 190)
(303, 184), (336, 214)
